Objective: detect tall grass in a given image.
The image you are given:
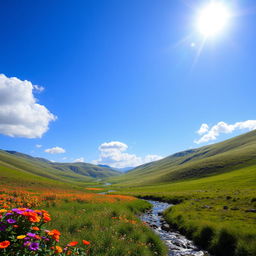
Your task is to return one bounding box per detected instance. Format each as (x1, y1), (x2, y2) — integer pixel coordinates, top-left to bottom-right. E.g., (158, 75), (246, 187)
(44, 199), (168, 256)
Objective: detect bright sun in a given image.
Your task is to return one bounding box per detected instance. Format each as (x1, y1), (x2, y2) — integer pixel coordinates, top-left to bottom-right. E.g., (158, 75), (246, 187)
(197, 2), (230, 37)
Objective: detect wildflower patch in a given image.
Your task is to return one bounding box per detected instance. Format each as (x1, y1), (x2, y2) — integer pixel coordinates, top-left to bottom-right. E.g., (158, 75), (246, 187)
(0, 207), (90, 255)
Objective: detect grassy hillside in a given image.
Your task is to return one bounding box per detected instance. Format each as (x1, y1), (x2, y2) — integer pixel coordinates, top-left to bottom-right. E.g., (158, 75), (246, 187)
(0, 153), (167, 256)
(114, 163), (256, 255)
(109, 131), (256, 256)
(110, 130), (256, 185)
(1, 131), (255, 255)
(0, 150), (120, 188)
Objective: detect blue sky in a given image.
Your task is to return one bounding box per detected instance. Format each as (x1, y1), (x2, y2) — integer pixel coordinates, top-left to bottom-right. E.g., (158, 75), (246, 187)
(0, 0), (256, 168)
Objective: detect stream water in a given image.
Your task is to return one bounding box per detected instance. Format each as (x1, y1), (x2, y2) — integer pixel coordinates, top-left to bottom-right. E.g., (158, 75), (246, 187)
(141, 200), (209, 256)
(99, 188), (209, 255)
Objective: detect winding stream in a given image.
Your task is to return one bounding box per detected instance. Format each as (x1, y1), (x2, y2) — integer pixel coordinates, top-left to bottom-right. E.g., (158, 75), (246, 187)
(99, 188), (209, 255)
(141, 200), (209, 256)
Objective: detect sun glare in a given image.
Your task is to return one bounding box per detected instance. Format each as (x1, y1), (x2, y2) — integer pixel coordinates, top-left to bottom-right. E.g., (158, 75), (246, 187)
(197, 2), (230, 37)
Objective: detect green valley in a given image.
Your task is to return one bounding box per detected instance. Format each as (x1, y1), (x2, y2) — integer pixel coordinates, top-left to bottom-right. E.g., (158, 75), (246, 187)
(109, 131), (256, 256)
(0, 149), (120, 188)
(1, 131), (256, 255)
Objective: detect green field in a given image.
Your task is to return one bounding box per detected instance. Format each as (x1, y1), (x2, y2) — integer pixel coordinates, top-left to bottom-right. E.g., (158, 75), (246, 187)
(44, 199), (167, 256)
(110, 145), (256, 256)
(0, 149), (120, 188)
(0, 152), (167, 255)
(1, 131), (256, 255)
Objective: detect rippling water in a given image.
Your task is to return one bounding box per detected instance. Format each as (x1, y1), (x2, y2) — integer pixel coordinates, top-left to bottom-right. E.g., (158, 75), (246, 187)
(141, 200), (209, 256)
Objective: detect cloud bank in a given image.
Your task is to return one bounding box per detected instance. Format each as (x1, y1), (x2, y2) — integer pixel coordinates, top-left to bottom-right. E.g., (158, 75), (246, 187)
(0, 74), (56, 138)
(73, 157), (85, 163)
(194, 120), (256, 144)
(93, 141), (163, 168)
(45, 146), (66, 154)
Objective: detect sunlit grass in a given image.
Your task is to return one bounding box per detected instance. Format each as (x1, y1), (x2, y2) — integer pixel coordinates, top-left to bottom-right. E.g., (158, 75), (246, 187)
(44, 200), (167, 256)
(0, 185), (167, 256)
(115, 165), (256, 255)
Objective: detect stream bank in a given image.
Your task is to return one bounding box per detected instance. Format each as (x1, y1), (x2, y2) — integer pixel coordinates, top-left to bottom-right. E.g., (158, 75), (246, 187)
(99, 188), (209, 255)
(141, 200), (209, 256)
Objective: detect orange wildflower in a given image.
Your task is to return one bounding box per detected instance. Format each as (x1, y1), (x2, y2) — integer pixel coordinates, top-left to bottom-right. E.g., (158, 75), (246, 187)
(47, 229), (61, 241)
(82, 240), (90, 245)
(67, 241), (78, 246)
(48, 229), (61, 236)
(43, 212), (51, 222)
(29, 215), (41, 223)
(0, 241), (10, 249)
(22, 211), (41, 223)
(52, 245), (63, 253)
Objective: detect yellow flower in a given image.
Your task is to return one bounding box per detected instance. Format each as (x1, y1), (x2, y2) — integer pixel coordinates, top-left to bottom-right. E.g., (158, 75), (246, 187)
(0, 209), (7, 213)
(17, 235), (26, 239)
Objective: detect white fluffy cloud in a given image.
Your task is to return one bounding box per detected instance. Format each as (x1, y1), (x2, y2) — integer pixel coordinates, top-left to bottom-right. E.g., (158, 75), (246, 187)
(197, 123), (209, 135)
(35, 144), (42, 148)
(93, 141), (163, 168)
(45, 146), (66, 154)
(73, 157), (85, 163)
(0, 74), (56, 138)
(194, 120), (256, 144)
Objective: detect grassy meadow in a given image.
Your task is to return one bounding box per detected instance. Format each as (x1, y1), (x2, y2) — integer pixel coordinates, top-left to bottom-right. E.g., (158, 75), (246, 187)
(0, 183), (167, 256)
(112, 164), (256, 256)
(45, 199), (167, 256)
(1, 131), (256, 255)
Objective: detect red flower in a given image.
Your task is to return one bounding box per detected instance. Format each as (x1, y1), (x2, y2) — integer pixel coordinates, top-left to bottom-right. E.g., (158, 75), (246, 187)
(0, 241), (10, 249)
(82, 240), (90, 245)
(67, 241), (78, 246)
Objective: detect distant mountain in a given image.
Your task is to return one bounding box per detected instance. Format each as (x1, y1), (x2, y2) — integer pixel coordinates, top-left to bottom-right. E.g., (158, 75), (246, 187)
(0, 150), (120, 187)
(110, 130), (256, 185)
(116, 167), (134, 172)
(97, 164), (133, 172)
(98, 164), (133, 172)
(98, 164), (113, 169)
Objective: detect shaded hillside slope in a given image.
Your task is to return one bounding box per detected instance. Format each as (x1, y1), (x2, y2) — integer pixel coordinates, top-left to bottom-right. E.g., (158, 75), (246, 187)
(111, 130), (256, 185)
(0, 150), (120, 186)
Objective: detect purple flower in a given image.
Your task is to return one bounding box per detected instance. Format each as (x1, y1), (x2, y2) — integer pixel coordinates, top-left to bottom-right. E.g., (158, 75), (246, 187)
(27, 232), (36, 238)
(29, 242), (39, 251)
(7, 218), (16, 224)
(5, 212), (13, 216)
(12, 208), (24, 214)
(25, 209), (34, 212)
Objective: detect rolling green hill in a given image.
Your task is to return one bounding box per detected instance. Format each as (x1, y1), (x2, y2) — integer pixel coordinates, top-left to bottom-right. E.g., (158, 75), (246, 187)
(111, 131), (256, 255)
(110, 130), (256, 185)
(1, 132), (255, 255)
(0, 150), (120, 187)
